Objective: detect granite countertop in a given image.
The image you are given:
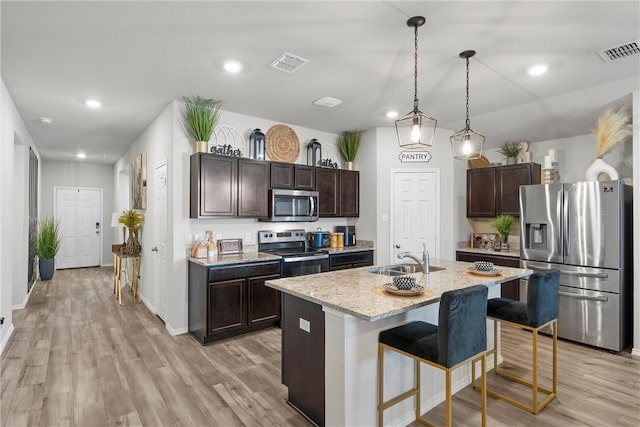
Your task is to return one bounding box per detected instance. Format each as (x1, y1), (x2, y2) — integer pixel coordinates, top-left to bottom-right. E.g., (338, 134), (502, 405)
(266, 259), (531, 322)
(189, 252), (282, 267)
(456, 247), (520, 258)
(325, 241), (374, 255)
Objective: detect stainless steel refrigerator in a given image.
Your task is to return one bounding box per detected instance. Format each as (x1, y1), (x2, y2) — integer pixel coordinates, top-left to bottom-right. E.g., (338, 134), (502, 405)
(519, 181), (633, 351)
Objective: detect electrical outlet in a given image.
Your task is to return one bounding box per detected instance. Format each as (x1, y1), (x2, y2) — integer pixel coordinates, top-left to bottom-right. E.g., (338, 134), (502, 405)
(299, 318), (310, 333)
(382, 213), (388, 223)
(245, 232), (251, 243)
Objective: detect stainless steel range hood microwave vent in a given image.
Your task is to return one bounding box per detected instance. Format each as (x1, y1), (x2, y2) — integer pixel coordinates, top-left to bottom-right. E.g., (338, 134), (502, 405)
(259, 189), (319, 222)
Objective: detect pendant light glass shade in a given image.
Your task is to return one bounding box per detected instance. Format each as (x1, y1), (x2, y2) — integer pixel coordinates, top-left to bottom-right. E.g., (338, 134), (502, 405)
(395, 16), (437, 148)
(450, 50), (484, 160)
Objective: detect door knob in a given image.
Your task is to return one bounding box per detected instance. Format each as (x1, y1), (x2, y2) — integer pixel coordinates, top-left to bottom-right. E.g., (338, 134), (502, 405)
(151, 246), (158, 252)
(395, 244), (401, 249)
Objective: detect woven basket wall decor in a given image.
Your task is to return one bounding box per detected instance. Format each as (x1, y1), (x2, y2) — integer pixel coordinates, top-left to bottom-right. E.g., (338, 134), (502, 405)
(265, 125), (300, 163)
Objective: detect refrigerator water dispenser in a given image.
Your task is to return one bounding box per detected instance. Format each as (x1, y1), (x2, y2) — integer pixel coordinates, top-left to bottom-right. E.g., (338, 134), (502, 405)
(525, 223), (547, 250)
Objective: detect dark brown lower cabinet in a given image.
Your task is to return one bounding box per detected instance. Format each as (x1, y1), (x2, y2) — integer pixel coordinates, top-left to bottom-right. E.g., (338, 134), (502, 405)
(282, 294), (325, 427)
(456, 251), (521, 300)
(329, 250), (373, 271)
(189, 260), (281, 344)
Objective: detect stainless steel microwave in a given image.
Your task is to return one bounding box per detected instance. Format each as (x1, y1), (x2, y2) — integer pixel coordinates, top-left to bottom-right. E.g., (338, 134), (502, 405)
(259, 189), (319, 222)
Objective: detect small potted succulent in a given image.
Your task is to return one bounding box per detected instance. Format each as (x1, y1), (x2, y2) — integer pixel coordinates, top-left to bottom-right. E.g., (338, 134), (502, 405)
(337, 129), (364, 170)
(36, 217), (61, 280)
(182, 96), (223, 153)
(498, 142), (520, 165)
(490, 214), (516, 251)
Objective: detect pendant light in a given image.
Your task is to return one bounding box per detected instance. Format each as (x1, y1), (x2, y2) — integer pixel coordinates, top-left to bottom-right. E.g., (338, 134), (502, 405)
(450, 50), (485, 160)
(395, 16), (437, 149)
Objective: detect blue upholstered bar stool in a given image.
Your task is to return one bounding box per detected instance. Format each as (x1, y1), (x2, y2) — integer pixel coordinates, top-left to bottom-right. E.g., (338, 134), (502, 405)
(378, 285), (489, 427)
(472, 270), (559, 414)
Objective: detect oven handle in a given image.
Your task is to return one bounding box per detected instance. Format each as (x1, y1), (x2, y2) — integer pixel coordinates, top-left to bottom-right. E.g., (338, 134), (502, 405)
(558, 291), (608, 302)
(282, 254), (329, 263)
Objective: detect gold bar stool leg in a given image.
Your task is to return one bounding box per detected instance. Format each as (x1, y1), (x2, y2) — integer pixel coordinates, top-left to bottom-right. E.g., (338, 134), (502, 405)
(445, 369), (452, 427)
(532, 328), (538, 413)
(415, 359), (421, 422)
(481, 354), (487, 427)
(378, 344), (384, 427)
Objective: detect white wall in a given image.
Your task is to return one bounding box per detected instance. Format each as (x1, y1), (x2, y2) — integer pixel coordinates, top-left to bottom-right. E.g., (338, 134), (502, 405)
(360, 127), (457, 266)
(41, 160), (115, 266)
(356, 129), (378, 261)
(482, 133), (633, 184)
(0, 79), (41, 353)
(12, 141), (28, 308)
(114, 102), (175, 315)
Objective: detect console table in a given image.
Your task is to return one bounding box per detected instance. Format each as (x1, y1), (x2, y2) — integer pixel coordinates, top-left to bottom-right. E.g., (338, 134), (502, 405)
(113, 250), (141, 304)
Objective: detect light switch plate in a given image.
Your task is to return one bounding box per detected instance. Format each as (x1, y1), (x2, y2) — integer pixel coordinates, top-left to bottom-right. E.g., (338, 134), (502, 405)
(299, 318), (311, 333)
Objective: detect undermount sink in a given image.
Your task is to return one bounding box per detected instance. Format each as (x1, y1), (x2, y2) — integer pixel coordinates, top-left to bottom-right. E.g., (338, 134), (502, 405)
(367, 264), (445, 276)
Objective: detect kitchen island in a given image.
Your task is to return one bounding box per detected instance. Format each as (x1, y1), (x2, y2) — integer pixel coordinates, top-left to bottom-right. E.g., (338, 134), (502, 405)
(266, 259), (532, 426)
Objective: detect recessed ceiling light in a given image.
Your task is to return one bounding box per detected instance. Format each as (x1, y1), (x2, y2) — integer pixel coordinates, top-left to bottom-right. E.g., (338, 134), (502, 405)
(527, 63), (549, 76)
(223, 60), (243, 73)
(85, 99), (102, 109)
(386, 111), (399, 119)
(38, 117), (53, 124)
(77, 153), (87, 159)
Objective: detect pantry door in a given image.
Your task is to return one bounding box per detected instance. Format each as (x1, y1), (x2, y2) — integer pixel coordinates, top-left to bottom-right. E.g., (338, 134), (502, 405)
(390, 169), (439, 264)
(55, 187), (102, 269)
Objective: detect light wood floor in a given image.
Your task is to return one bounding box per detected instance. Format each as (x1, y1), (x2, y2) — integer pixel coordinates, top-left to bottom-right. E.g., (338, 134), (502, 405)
(2, 267), (639, 426)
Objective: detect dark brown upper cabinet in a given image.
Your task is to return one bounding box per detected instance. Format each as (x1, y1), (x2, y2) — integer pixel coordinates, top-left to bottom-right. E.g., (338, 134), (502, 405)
(316, 168), (359, 218)
(238, 159), (269, 217)
(190, 153), (268, 218)
(497, 163), (541, 216)
(339, 170), (359, 217)
(466, 163), (541, 218)
(271, 163), (316, 190)
(191, 153), (237, 218)
(467, 167), (497, 218)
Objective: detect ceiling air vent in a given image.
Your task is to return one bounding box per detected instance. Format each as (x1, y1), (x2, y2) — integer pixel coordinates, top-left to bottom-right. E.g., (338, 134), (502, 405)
(268, 52), (309, 73)
(597, 40), (640, 62)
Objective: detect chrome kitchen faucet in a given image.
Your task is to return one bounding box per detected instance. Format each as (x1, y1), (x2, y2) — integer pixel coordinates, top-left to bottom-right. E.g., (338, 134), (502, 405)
(397, 243), (430, 274)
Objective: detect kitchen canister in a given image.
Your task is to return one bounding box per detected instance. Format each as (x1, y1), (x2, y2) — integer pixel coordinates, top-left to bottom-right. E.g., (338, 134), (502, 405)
(336, 232), (344, 248)
(330, 233), (338, 248)
(249, 128), (265, 160)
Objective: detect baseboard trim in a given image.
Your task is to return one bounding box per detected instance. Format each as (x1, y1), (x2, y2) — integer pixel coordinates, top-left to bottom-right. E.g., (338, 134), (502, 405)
(165, 324), (188, 336)
(12, 280), (38, 310)
(0, 324), (16, 356)
(631, 347), (640, 357)
(140, 294), (155, 314)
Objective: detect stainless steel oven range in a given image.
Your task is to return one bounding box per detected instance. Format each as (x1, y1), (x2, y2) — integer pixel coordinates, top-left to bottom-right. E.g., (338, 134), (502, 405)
(258, 229), (329, 277)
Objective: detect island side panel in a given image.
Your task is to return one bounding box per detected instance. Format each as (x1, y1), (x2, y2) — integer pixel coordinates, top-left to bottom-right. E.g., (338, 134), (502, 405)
(282, 293), (325, 426)
(188, 261), (208, 344)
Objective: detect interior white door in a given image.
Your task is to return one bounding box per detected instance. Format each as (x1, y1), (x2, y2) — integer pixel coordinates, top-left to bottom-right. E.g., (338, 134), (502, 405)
(391, 170), (439, 264)
(153, 161), (168, 321)
(55, 187), (102, 269)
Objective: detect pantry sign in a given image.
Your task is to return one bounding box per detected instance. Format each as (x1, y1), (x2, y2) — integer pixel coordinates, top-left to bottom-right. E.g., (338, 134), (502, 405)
(398, 151), (432, 163)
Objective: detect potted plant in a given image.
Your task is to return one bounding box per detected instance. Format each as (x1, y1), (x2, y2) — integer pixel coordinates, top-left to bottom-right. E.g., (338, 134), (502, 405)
(118, 209), (144, 256)
(498, 142), (520, 165)
(337, 129), (364, 170)
(182, 96), (223, 153)
(490, 214), (516, 251)
(36, 217), (61, 281)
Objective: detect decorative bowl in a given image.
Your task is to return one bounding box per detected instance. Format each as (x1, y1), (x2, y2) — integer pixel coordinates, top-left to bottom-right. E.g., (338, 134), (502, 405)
(474, 261), (494, 272)
(392, 275), (417, 290)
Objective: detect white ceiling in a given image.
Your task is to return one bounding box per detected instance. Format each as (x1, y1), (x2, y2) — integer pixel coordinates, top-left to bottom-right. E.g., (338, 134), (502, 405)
(2, 1), (639, 164)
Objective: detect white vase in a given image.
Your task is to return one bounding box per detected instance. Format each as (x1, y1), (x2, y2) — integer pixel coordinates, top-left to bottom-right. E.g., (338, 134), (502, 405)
(585, 158), (619, 181)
